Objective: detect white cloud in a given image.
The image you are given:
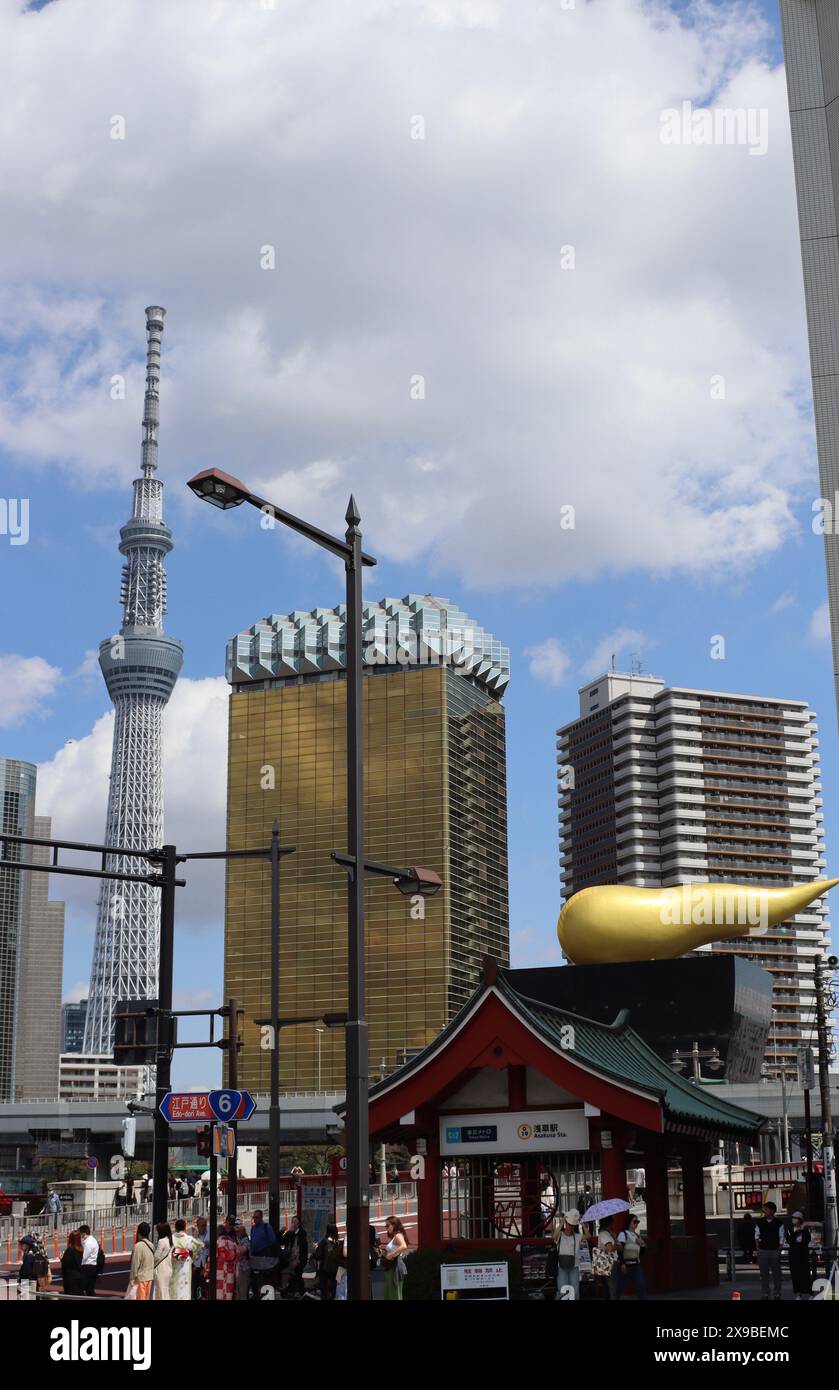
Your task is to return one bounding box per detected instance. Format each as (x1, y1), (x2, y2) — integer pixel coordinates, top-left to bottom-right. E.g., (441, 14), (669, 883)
(37, 675), (229, 931)
(62, 980), (89, 1004)
(770, 592), (796, 615)
(525, 637), (572, 688)
(580, 627), (650, 679)
(0, 0), (813, 589)
(810, 602), (830, 643)
(0, 653), (62, 728)
(72, 649), (101, 679)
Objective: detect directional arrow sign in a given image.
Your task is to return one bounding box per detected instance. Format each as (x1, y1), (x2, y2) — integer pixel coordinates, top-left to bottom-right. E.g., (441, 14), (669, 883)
(233, 1091), (257, 1122)
(208, 1089), (242, 1122)
(160, 1092), (215, 1123)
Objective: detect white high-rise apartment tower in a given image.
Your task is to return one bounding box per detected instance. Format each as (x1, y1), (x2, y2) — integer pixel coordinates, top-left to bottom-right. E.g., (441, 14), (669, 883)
(556, 674), (829, 1075)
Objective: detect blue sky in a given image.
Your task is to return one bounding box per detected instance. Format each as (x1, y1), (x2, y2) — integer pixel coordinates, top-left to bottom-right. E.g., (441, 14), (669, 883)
(0, 0), (834, 1087)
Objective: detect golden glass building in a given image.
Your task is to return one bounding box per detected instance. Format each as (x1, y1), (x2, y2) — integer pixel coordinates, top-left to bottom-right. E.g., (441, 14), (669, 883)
(224, 595), (510, 1091)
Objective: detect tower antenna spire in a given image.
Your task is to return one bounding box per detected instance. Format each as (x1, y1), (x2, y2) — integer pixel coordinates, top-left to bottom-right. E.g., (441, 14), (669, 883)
(142, 306), (166, 478)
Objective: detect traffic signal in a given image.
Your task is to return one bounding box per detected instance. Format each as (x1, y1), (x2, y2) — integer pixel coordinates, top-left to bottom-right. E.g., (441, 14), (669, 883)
(196, 1126), (212, 1157)
(121, 1116), (136, 1158)
(113, 999), (178, 1065)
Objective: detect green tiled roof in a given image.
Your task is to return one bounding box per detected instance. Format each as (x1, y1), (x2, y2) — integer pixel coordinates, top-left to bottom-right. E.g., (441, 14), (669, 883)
(496, 972), (763, 1136)
(366, 967), (764, 1138)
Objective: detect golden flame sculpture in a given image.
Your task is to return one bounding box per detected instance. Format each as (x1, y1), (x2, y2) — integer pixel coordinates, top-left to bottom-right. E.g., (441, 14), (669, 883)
(557, 879), (839, 966)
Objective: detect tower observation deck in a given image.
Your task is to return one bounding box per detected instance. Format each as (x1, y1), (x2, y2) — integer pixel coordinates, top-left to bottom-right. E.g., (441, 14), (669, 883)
(83, 307), (183, 1055)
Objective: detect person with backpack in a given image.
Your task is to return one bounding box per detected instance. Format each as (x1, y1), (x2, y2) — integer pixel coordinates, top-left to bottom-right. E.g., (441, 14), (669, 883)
(79, 1224), (101, 1296)
(316, 1224), (343, 1300)
(616, 1214), (647, 1299)
(549, 1210), (585, 1301)
(18, 1235), (40, 1300)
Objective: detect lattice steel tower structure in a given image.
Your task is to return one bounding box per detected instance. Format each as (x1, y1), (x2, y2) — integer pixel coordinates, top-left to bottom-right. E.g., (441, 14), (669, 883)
(83, 307), (183, 1054)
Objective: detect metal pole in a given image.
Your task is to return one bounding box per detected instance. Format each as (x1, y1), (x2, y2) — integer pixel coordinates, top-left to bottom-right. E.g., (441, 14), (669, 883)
(269, 820), (281, 1234)
(152, 844), (177, 1229)
(727, 1147), (736, 1283)
(227, 997), (239, 1218)
(814, 958), (837, 1259)
(344, 497), (369, 1301)
(804, 1083), (815, 1211)
(780, 1068), (791, 1164)
(209, 1143), (218, 1301)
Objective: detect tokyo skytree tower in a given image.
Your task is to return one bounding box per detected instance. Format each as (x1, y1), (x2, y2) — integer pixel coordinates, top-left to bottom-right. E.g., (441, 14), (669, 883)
(83, 307), (183, 1054)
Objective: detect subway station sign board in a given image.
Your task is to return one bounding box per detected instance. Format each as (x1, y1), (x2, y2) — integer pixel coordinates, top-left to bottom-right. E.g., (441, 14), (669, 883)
(440, 1108), (588, 1155)
(440, 1263), (509, 1300)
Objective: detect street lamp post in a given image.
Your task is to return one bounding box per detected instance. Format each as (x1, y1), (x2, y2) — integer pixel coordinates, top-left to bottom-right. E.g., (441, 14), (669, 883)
(671, 1042), (723, 1084)
(187, 467), (377, 1299)
(187, 465), (443, 1298)
(814, 954), (838, 1260)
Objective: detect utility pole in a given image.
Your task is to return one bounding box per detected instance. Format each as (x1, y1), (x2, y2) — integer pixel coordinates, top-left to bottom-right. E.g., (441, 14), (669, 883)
(814, 955), (837, 1258)
(152, 844), (178, 1228)
(226, 997), (240, 1217)
(344, 498), (370, 1302)
(269, 821), (281, 1234)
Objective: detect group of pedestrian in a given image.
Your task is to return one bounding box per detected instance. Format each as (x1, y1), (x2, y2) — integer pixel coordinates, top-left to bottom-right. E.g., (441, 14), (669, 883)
(314, 1216), (409, 1301)
(19, 1224), (102, 1299)
(126, 1217), (208, 1300)
(548, 1210), (647, 1301)
(751, 1201), (815, 1301)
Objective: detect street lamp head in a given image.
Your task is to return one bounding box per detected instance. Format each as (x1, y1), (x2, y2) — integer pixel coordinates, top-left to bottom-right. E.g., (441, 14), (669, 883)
(393, 865), (443, 899)
(187, 467), (250, 509)
(671, 1052), (686, 1072)
(706, 1050), (723, 1072)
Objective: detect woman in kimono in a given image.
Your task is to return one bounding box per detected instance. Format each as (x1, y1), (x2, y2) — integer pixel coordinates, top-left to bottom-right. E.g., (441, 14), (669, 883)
(153, 1222), (173, 1301)
(170, 1219), (197, 1301)
(216, 1216), (240, 1302)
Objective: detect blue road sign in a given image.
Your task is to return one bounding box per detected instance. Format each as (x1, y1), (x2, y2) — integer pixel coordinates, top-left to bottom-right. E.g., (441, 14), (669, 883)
(159, 1092), (214, 1123)
(86, 1156), (98, 1169)
(208, 1089), (242, 1122)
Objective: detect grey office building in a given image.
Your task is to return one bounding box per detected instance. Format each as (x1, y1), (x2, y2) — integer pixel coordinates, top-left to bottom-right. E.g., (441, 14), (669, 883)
(782, 1), (839, 723)
(0, 758), (36, 1101)
(14, 816), (65, 1100)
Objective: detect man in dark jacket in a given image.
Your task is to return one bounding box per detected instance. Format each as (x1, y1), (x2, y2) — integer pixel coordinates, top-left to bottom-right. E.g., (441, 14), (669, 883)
(739, 1206), (759, 1264)
(281, 1216), (309, 1298)
(754, 1201), (784, 1300)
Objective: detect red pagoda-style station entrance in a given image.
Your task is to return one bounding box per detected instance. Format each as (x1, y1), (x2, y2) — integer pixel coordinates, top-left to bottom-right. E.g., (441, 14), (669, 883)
(367, 959), (763, 1293)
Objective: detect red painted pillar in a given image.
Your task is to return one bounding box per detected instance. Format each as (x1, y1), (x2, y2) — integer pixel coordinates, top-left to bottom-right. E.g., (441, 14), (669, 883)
(682, 1145), (709, 1287)
(643, 1152), (671, 1293)
(600, 1143), (628, 1232)
(417, 1123), (440, 1251)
